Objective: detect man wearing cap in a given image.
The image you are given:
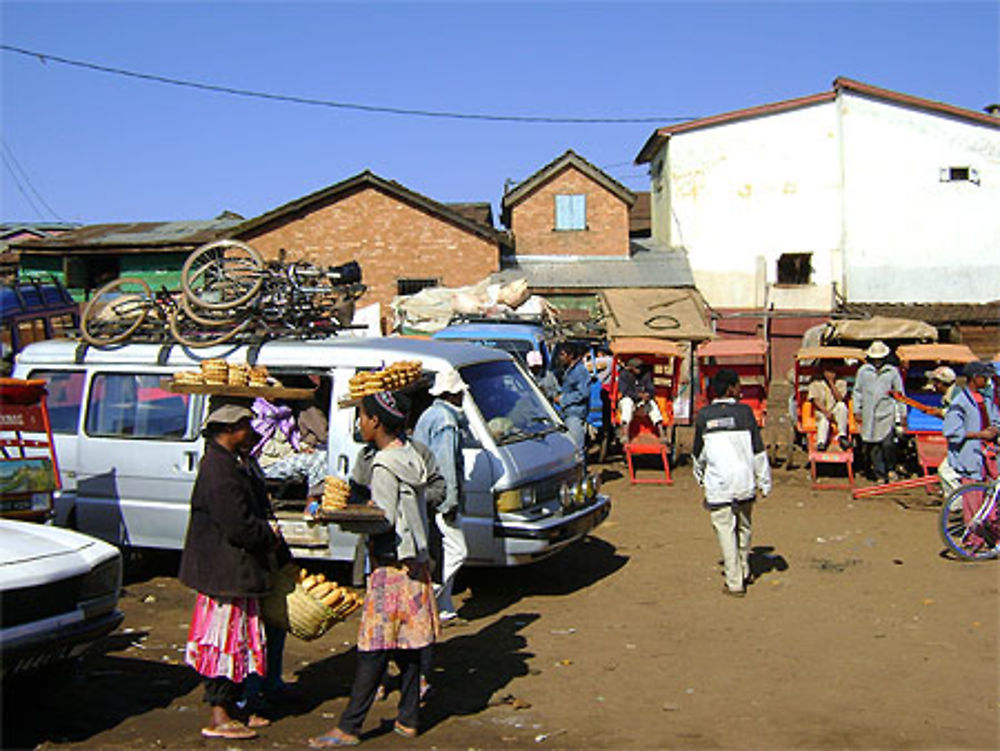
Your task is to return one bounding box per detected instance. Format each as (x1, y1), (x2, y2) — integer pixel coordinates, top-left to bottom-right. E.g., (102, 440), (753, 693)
(926, 366), (961, 495)
(943, 361), (999, 488)
(852, 340), (904, 483)
(692, 369), (771, 597)
(412, 370), (469, 622)
(618, 356), (665, 442)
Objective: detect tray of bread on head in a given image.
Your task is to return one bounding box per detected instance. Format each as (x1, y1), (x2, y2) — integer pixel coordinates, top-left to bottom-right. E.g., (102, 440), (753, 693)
(167, 360), (315, 399)
(337, 359), (427, 408)
(313, 475), (388, 532)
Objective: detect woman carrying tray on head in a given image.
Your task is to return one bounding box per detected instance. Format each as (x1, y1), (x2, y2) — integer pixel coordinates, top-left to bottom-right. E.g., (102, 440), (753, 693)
(309, 390), (439, 748)
(179, 396), (286, 741)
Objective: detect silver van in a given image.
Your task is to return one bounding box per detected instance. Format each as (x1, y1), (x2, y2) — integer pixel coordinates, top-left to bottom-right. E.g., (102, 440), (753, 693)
(13, 337), (610, 568)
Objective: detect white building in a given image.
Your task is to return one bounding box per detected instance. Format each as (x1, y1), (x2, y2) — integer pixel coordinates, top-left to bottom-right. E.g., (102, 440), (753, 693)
(635, 77), (1000, 311)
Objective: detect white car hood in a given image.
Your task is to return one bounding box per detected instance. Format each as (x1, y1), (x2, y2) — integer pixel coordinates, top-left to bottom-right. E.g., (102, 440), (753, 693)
(0, 520), (118, 590)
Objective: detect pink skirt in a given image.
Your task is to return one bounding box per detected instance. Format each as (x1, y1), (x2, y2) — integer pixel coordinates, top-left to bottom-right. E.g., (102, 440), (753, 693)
(185, 593), (267, 682)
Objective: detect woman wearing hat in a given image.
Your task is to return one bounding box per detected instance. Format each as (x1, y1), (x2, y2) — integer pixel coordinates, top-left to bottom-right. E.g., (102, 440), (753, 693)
(309, 390), (438, 747)
(852, 340), (904, 483)
(180, 397), (285, 741)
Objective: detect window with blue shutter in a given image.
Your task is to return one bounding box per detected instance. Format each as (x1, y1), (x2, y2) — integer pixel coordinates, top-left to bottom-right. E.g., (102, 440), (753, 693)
(555, 194), (586, 230)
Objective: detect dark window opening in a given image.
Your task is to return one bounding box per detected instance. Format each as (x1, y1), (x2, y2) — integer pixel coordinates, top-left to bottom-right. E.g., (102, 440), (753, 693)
(940, 166), (980, 185)
(776, 253), (812, 285)
(397, 278), (440, 296)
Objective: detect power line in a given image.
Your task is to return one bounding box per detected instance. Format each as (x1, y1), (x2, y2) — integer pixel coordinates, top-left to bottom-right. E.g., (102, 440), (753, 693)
(1, 43), (697, 125)
(1, 151), (44, 221)
(1, 139), (65, 221)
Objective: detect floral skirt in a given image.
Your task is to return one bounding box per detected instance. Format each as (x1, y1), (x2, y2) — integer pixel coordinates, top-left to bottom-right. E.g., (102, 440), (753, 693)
(357, 561), (440, 652)
(185, 593), (267, 682)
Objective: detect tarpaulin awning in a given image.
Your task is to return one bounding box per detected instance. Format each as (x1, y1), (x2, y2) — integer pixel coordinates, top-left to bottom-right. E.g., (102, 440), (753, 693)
(609, 338), (685, 358)
(822, 316), (937, 343)
(599, 288), (713, 342)
(695, 338), (767, 358)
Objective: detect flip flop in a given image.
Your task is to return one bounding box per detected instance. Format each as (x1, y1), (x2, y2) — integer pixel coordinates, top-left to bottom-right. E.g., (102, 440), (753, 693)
(394, 720), (418, 738)
(201, 720), (258, 740)
(308, 731), (360, 747)
(247, 714), (271, 728)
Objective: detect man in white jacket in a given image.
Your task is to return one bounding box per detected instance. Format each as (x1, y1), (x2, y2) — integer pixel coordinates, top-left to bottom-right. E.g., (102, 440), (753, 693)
(692, 369), (772, 597)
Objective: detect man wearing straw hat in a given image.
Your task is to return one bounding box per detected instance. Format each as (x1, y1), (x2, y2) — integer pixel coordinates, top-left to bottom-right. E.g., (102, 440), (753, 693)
(852, 340), (904, 483)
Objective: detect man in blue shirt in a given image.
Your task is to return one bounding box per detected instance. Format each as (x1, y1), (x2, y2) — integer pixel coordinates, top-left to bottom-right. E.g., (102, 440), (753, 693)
(412, 369), (468, 622)
(554, 343), (591, 454)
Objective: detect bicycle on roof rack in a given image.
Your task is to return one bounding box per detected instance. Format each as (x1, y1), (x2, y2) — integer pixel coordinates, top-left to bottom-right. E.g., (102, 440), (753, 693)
(80, 240), (366, 349)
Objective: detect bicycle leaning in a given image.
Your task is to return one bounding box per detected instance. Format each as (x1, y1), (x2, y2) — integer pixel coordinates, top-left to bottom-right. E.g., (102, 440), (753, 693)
(939, 443), (1000, 560)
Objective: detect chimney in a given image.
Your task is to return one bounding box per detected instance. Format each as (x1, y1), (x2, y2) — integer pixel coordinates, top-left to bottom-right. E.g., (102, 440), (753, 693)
(984, 103), (1000, 118)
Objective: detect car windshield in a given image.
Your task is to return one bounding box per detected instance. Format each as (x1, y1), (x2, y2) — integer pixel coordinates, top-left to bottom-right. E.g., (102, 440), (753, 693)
(459, 360), (559, 444)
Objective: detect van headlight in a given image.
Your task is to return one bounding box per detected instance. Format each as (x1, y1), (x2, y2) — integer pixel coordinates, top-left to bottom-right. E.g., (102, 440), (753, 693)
(496, 486), (535, 513)
(584, 472), (601, 501)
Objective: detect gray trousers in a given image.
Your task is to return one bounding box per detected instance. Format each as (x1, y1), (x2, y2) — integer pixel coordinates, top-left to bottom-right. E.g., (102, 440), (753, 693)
(709, 500), (754, 592)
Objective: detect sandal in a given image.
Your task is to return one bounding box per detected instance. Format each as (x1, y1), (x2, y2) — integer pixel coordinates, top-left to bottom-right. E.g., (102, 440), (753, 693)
(201, 720), (258, 740)
(247, 714), (271, 728)
(308, 730), (360, 747)
(394, 720), (418, 738)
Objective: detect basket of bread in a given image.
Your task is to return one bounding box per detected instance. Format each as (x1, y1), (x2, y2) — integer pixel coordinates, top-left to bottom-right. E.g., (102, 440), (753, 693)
(261, 563), (364, 641)
(340, 360), (424, 405)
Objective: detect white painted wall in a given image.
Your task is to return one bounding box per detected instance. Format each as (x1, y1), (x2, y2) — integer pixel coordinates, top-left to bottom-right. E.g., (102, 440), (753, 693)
(839, 92), (1000, 303)
(651, 93), (1000, 308)
(658, 102), (842, 310)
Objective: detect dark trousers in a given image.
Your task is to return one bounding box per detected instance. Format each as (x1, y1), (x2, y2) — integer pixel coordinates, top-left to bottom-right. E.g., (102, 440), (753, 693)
(340, 649), (422, 735)
(204, 676), (241, 708)
(866, 434), (897, 480)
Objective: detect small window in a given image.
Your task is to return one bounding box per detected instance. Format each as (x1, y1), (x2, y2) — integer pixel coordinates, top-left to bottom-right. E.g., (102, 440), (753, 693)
(940, 166), (980, 185)
(29, 370), (86, 434)
(776, 253), (812, 285)
(397, 278), (439, 296)
(555, 194), (587, 231)
(86, 373), (191, 439)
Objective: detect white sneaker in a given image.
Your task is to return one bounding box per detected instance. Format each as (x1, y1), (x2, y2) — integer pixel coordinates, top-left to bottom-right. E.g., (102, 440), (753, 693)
(438, 610), (458, 622)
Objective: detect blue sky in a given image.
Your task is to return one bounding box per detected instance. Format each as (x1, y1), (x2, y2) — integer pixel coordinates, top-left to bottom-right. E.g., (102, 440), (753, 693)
(2, 1), (998, 225)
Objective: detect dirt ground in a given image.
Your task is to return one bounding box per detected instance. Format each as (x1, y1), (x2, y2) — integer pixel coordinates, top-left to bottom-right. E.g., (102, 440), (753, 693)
(4, 426), (999, 750)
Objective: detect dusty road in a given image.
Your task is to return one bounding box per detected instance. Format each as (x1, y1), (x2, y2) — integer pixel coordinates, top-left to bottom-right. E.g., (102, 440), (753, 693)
(4, 446), (998, 750)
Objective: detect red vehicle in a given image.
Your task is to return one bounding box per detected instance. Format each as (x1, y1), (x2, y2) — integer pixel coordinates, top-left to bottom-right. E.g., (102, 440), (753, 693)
(0, 378), (61, 521)
(793, 346), (863, 490)
(607, 337), (684, 484)
(694, 338), (768, 426)
(894, 343), (977, 483)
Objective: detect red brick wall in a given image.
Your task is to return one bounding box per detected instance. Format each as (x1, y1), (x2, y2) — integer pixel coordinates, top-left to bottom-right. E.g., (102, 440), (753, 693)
(239, 187), (499, 325)
(509, 167), (630, 257)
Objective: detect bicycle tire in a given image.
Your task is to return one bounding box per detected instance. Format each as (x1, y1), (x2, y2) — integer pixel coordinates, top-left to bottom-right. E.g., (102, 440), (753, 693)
(181, 239), (264, 311)
(80, 277), (152, 347)
(939, 482), (1000, 560)
(177, 292), (243, 328)
(168, 305), (251, 348)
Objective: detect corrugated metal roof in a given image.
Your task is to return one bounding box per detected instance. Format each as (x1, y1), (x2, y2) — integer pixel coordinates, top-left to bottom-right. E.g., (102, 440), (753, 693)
(493, 240), (693, 290)
(11, 218), (242, 251)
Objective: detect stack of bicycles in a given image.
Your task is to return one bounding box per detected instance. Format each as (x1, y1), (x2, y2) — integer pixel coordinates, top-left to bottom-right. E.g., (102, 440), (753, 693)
(80, 240), (366, 348)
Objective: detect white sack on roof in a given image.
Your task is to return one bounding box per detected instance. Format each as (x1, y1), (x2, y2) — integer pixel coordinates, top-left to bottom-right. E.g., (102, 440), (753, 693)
(391, 277), (543, 334)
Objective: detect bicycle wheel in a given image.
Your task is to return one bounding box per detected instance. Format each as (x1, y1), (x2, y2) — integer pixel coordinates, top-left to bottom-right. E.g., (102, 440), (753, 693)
(182, 239), (264, 311)
(80, 277), (152, 347)
(168, 305), (251, 348)
(177, 292), (243, 328)
(939, 483), (1000, 560)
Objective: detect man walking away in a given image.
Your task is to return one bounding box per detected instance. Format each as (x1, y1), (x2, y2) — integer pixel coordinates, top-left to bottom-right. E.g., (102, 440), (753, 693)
(412, 370), (469, 622)
(693, 369), (771, 597)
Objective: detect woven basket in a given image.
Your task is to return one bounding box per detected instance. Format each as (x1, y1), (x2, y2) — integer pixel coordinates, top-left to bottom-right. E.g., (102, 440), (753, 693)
(261, 563), (356, 641)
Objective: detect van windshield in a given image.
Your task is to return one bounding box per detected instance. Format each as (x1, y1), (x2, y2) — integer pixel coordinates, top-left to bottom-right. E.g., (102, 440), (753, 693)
(459, 360), (560, 444)
(447, 337), (533, 366)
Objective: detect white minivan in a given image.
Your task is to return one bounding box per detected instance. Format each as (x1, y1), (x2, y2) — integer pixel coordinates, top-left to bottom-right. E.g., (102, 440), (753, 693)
(13, 337), (610, 569)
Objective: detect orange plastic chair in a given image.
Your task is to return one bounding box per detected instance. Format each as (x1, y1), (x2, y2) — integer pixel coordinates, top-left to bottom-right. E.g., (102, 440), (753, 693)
(623, 408), (672, 485)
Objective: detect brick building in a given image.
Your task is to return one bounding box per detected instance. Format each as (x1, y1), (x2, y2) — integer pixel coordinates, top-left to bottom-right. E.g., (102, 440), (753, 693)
(501, 150), (634, 259)
(232, 171), (502, 325)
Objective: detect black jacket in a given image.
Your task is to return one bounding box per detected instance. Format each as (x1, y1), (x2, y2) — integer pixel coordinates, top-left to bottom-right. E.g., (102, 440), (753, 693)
(179, 440), (280, 598)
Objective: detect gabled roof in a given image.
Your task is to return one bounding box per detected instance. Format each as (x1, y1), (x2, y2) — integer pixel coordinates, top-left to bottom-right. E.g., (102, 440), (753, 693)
(636, 76), (1000, 163)
(445, 202), (495, 229)
(233, 170), (501, 243)
(10, 218), (242, 254)
(501, 150), (636, 226)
